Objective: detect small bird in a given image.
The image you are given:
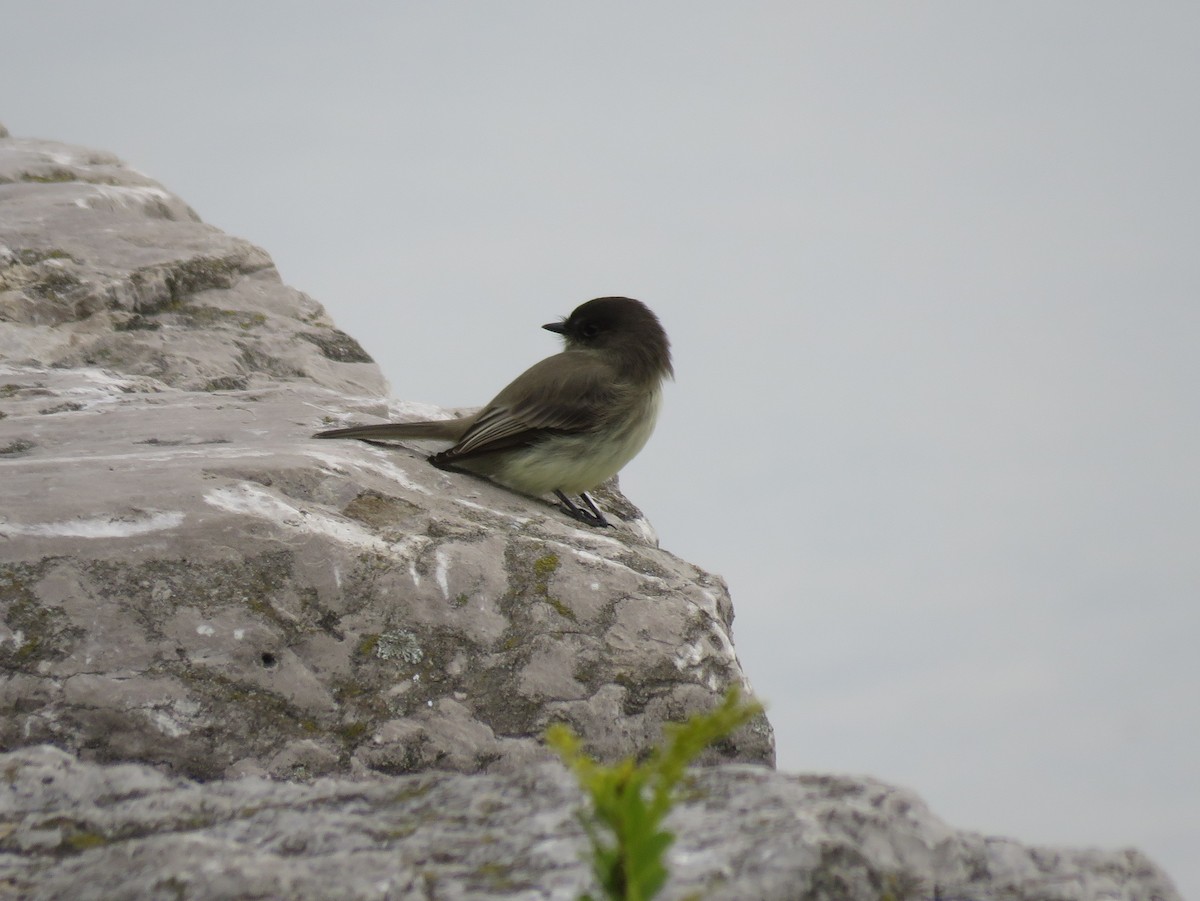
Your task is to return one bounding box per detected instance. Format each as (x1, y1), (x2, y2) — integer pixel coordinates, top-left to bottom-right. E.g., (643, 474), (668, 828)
(314, 296), (672, 527)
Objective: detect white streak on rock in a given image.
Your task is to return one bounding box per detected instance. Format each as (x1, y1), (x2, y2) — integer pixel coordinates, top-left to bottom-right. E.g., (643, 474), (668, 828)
(204, 483), (427, 561)
(0, 511), (184, 539)
(434, 549), (451, 600)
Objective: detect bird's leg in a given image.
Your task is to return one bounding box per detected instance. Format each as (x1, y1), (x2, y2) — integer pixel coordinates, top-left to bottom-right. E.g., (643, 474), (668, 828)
(554, 490), (611, 528)
(577, 491), (612, 527)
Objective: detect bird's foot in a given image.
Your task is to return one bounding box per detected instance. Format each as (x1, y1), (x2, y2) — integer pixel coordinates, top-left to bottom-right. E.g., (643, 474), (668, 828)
(555, 491), (611, 528)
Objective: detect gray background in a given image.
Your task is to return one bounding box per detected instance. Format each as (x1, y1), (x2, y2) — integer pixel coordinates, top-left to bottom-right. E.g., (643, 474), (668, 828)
(4, 3), (1197, 895)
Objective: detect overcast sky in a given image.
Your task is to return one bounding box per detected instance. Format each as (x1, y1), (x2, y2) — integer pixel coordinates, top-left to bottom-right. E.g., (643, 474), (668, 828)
(4, 3), (1198, 895)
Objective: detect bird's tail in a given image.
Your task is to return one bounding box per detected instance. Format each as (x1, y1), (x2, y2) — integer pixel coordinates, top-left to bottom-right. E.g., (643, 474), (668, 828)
(313, 418), (471, 441)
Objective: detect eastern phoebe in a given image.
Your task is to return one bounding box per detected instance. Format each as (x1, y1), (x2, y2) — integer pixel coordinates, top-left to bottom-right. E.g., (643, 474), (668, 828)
(314, 296), (672, 527)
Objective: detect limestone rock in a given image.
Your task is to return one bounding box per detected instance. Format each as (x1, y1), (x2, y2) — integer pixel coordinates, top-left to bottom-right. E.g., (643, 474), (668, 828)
(0, 744), (1181, 901)
(0, 129), (773, 780)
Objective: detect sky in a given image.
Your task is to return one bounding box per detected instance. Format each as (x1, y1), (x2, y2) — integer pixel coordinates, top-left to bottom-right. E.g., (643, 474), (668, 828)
(4, 3), (1198, 895)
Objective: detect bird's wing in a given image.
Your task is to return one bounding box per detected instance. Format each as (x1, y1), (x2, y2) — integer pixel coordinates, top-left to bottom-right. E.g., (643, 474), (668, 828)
(439, 352), (618, 460)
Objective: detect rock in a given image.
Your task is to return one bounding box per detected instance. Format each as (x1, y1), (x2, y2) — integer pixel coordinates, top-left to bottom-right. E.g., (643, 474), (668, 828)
(0, 129), (773, 780)
(0, 744), (1182, 901)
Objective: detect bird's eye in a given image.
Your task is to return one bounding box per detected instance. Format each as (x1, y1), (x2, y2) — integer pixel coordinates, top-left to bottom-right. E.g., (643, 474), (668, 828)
(580, 322), (600, 339)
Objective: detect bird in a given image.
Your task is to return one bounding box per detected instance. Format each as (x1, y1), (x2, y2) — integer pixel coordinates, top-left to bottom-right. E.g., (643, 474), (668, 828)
(313, 296), (672, 527)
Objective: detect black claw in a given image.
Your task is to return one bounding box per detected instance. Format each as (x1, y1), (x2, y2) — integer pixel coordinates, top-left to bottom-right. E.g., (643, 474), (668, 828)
(554, 491), (611, 528)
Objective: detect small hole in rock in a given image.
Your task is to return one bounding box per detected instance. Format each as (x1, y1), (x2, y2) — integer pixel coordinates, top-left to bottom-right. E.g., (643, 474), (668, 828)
(260, 652), (278, 668)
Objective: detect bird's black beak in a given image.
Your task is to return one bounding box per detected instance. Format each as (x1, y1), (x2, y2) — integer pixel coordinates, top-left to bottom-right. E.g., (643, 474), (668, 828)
(542, 320), (567, 334)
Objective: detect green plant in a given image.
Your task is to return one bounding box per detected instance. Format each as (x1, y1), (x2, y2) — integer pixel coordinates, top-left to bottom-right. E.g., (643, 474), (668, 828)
(546, 686), (764, 901)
